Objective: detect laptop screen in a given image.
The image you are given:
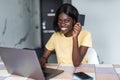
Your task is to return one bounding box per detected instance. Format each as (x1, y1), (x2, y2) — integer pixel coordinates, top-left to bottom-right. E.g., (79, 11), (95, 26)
(0, 47), (64, 80)
(0, 47), (45, 80)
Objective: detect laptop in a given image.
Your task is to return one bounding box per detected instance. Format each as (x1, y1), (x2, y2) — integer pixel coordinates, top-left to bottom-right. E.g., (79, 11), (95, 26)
(0, 47), (64, 80)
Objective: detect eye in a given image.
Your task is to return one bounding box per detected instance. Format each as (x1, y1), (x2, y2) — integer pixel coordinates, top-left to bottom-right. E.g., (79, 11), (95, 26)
(58, 19), (62, 23)
(64, 19), (71, 23)
(58, 19), (71, 24)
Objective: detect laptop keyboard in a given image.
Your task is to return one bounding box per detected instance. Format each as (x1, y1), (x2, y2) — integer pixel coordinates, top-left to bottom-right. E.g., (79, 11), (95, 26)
(43, 68), (55, 77)
(43, 72), (51, 77)
(42, 68), (64, 78)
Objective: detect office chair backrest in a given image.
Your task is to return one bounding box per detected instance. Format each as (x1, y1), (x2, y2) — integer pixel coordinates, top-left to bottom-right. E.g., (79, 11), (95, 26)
(86, 48), (99, 64)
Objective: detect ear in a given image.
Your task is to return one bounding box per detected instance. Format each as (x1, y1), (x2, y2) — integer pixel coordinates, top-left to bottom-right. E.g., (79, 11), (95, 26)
(73, 20), (76, 25)
(72, 20), (76, 27)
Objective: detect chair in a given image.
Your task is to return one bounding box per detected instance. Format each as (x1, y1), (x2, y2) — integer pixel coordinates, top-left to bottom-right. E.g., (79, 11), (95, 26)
(86, 48), (99, 64)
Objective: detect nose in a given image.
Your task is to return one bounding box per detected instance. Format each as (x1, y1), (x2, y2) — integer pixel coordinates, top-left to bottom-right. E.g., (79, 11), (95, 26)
(61, 22), (66, 27)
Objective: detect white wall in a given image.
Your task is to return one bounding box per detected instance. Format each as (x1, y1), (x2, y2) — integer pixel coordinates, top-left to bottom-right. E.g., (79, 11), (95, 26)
(0, 0), (41, 49)
(72, 0), (120, 64)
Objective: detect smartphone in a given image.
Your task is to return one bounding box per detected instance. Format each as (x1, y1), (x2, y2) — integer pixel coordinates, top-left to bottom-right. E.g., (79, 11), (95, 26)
(73, 14), (85, 28)
(78, 14), (85, 26)
(73, 72), (93, 80)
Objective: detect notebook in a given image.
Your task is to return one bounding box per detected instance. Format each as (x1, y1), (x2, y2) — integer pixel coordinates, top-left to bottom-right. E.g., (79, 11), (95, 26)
(0, 47), (64, 80)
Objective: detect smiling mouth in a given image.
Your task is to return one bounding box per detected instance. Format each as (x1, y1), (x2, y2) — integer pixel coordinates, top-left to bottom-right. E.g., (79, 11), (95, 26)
(61, 28), (67, 31)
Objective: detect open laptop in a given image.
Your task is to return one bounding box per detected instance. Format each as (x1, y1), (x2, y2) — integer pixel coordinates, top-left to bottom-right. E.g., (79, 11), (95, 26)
(0, 47), (64, 80)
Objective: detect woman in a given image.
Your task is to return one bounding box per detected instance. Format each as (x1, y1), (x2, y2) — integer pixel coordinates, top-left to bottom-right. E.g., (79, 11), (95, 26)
(40, 3), (92, 67)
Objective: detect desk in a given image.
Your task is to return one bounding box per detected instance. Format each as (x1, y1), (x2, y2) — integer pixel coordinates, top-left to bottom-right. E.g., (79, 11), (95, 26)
(0, 62), (120, 80)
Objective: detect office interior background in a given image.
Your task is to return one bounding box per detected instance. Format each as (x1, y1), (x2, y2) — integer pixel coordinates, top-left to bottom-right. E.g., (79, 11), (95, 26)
(0, 0), (120, 64)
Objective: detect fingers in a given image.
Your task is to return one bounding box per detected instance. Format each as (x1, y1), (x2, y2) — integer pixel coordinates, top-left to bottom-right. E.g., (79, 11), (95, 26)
(74, 22), (82, 32)
(39, 57), (46, 69)
(72, 22), (82, 37)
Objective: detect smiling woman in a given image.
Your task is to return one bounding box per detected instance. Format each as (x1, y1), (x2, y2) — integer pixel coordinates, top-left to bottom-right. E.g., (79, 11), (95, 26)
(57, 13), (74, 35)
(39, 3), (92, 68)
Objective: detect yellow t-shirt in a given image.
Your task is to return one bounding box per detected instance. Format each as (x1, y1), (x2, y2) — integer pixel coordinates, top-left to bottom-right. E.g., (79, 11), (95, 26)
(45, 30), (92, 65)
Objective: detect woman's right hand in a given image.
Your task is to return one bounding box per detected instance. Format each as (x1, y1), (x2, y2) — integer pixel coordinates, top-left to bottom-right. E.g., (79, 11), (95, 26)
(39, 56), (47, 69)
(39, 48), (52, 69)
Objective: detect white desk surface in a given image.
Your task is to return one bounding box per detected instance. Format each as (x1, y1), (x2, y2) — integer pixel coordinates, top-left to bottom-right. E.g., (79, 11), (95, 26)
(0, 62), (120, 80)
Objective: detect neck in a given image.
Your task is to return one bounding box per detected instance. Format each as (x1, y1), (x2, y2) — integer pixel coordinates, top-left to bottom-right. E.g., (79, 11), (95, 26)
(64, 29), (73, 37)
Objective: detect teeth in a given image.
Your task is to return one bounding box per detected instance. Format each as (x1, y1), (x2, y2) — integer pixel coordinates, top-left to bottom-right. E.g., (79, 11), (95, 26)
(61, 28), (67, 31)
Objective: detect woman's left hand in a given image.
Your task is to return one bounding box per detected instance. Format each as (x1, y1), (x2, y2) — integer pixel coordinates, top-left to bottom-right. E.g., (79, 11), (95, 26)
(72, 22), (82, 38)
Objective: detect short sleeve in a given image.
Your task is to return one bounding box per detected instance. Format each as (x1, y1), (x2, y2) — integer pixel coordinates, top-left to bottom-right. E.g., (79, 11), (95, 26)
(45, 33), (55, 51)
(78, 30), (92, 48)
